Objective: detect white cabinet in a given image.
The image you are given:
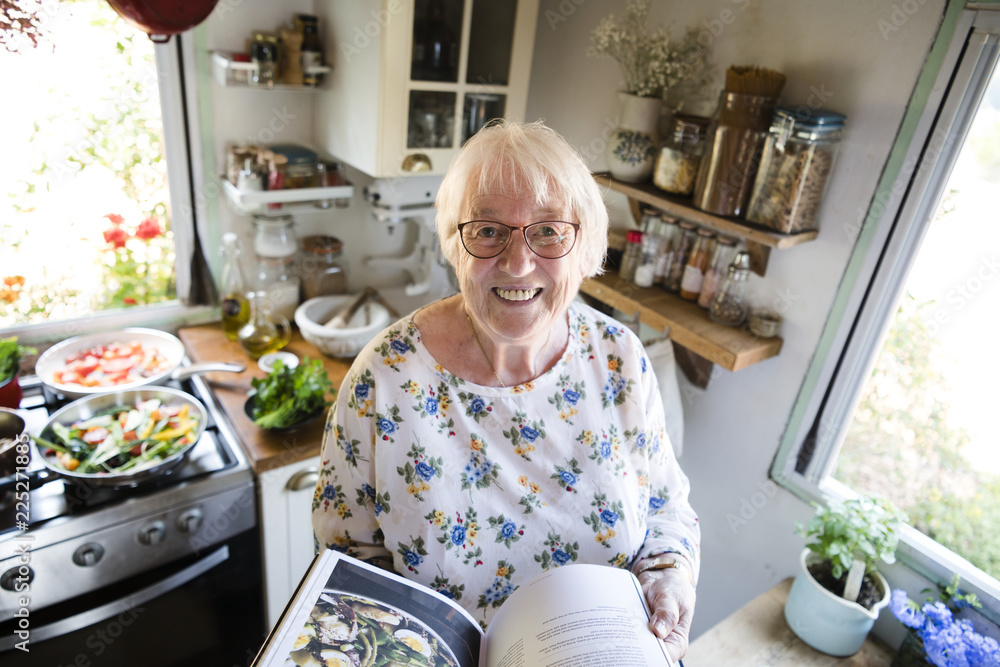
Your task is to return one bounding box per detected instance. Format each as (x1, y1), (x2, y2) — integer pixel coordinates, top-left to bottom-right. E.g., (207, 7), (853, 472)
(258, 455), (321, 629)
(316, 0), (540, 178)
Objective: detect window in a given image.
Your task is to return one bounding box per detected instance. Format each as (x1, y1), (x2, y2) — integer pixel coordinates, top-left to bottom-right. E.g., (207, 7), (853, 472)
(774, 8), (1000, 616)
(0, 0), (210, 340)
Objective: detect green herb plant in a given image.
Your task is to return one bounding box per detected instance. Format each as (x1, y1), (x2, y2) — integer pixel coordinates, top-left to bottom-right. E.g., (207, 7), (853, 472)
(0, 336), (36, 382)
(248, 358), (334, 430)
(797, 496), (906, 579)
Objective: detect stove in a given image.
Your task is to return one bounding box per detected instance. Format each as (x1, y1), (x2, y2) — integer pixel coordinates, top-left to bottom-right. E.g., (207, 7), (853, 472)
(0, 369), (265, 666)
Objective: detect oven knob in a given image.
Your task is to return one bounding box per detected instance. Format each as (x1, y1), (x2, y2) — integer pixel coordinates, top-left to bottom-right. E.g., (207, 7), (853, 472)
(73, 543), (105, 567)
(138, 520), (167, 546)
(0, 566), (33, 592)
(176, 507), (204, 534)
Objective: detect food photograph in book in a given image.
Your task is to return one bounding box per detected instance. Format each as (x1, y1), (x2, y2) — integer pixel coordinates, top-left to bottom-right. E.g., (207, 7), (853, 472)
(280, 557), (482, 667)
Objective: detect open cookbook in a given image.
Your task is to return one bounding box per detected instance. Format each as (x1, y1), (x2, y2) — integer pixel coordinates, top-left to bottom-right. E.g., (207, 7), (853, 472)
(254, 549), (675, 667)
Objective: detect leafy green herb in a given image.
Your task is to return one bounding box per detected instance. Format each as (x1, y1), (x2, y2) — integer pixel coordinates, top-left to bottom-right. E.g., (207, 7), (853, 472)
(0, 336), (36, 382)
(248, 358), (334, 430)
(797, 496), (906, 579)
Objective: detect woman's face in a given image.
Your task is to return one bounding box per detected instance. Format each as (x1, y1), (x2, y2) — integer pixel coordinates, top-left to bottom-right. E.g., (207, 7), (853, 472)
(456, 181), (584, 347)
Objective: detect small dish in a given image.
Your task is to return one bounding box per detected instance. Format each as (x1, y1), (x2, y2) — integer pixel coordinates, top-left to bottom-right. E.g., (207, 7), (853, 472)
(258, 351), (299, 374)
(244, 395), (324, 432)
(749, 309), (783, 338)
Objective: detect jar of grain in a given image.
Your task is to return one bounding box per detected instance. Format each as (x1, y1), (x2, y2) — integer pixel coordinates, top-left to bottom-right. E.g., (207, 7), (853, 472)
(300, 235), (348, 300)
(746, 108), (846, 234)
(652, 114), (709, 196)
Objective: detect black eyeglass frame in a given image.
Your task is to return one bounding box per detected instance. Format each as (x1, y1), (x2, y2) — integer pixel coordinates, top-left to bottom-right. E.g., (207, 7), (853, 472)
(457, 220), (581, 259)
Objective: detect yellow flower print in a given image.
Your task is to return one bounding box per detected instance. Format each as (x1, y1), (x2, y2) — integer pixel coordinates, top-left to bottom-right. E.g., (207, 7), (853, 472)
(514, 443), (536, 457)
(596, 532), (607, 544)
(518, 475), (529, 487)
(435, 364), (446, 374)
(407, 480), (430, 496)
(332, 536), (352, 548)
(467, 523), (479, 540)
(432, 510), (446, 526)
(403, 380), (420, 394)
(383, 354), (405, 367)
(336, 504), (349, 518)
(470, 436), (484, 451)
(497, 565), (509, 577)
(638, 474), (648, 487)
(559, 407), (578, 421)
(511, 381), (535, 394)
(529, 482), (540, 493)
(611, 553), (628, 568)
(608, 359), (619, 372)
(581, 431), (595, 446)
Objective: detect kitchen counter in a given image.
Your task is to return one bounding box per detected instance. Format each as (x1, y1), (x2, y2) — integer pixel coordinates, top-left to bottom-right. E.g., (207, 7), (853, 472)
(685, 578), (894, 665)
(178, 324), (351, 473)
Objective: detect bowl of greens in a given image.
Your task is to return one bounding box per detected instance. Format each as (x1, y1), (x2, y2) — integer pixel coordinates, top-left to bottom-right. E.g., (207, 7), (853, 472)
(246, 357), (334, 431)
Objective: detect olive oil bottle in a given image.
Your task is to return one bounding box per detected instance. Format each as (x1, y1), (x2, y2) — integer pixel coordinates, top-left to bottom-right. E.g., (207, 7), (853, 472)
(220, 233), (250, 340)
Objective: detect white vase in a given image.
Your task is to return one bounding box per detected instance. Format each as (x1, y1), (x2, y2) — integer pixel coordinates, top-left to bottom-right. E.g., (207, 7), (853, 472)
(783, 548), (890, 657)
(605, 92), (662, 183)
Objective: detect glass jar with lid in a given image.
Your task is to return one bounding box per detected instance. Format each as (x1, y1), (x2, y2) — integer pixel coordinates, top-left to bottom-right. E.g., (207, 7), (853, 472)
(269, 144), (319, 189)
(665, 222), (698, 293)
(698, 236), (738, 309)
(250, 33), (279, 87)
(652, 114), (710, 196)
(679, 229), (715, 301)
(710, 251), (752, 327)
(300, 235), (348, 300)
(252, 215), (298, 259)
(746, 107), (846, 233)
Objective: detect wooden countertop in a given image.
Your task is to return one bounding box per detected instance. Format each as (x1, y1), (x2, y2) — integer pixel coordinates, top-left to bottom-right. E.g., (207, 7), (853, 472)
(178, 324), (352, 474)
(685, 578), (894, 666)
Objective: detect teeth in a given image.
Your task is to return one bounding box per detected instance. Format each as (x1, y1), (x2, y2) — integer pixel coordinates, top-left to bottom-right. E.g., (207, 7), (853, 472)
(496, 288), (539, 302)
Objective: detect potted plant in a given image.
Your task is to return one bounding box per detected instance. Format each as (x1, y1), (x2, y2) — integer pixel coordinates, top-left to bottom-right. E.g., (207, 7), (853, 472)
(0, 336), (36, 409)
(888, 575), (1000, 666)
(587, 0), (709, 182)
(784, 496), (906, 656)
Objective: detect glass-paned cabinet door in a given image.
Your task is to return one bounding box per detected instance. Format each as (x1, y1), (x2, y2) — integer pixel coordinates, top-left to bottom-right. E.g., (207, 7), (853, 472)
(408, 90), (457, 149)
(467, 0), (517, 85)
(411, 0), (463, 83)
(462, 93), (506, 143)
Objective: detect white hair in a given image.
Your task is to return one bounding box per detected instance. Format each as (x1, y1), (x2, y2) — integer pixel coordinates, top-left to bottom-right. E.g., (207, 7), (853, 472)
(435, 119), (608, 277)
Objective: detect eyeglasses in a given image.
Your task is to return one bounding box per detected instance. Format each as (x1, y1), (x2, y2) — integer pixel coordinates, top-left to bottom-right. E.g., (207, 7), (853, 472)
(457, 220), (580, 259)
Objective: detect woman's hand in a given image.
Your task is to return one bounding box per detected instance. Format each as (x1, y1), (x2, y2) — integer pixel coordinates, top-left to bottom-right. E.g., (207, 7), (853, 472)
(638, 566), (697, 663)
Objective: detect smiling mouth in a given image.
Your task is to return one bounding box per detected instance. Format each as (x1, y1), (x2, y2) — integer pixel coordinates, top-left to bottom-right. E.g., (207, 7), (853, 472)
(494, 288), (541, 302)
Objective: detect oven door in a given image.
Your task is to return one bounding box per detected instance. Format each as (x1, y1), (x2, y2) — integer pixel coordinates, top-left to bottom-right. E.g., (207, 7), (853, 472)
(0, 528), (265, 667)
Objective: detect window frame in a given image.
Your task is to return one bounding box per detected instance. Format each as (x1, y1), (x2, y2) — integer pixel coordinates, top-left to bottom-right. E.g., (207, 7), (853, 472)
(772, 5), (1000, 619)
(1, 28), (217, 343)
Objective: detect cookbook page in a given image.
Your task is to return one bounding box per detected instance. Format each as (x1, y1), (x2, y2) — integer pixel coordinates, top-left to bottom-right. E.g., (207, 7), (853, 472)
(481, 564), (673, 667)
(256, 550), (483, 667)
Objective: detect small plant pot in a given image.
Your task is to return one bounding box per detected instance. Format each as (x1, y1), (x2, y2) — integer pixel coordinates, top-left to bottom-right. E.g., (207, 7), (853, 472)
(784, 548), (889, 656)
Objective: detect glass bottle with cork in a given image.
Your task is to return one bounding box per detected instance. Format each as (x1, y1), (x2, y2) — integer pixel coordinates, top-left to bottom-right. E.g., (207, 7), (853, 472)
(297, 14), (324, 87)
(220, 232), (250, 341)
(680, 229), (715, 301)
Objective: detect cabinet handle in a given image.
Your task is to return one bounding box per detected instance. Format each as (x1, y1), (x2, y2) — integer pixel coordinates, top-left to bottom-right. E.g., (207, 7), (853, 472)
(286, 467), (320, 491)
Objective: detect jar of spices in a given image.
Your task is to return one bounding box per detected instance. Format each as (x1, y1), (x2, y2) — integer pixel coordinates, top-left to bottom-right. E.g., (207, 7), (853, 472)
(652, 114), (709, 196)
(665, 222), (697, 293)
(619, 230), (644, 283)
(252, 215), (298, 258)
(746, 107), (846, 233)
(270, 144), (319, 189)
(710, 251), (752, 327)
(655, 216), (679, 287)
(300, 235), (348, 300)
(698, 236), (737, 309)
(255, 255), (300, 324)
(680, 229), (715, 301)
(633, 230), (660, 288)
(250, 33), (280, 88)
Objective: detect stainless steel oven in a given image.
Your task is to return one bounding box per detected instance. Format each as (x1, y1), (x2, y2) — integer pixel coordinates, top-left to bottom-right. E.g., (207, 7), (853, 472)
(0, 373), (266, 666)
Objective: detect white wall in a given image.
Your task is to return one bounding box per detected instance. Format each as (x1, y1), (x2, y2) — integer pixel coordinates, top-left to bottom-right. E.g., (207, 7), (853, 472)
(524, 0), (948, 640)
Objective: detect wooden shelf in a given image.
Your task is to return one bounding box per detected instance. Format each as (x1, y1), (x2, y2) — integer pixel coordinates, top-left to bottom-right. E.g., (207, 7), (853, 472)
(593, 172), (818, 275)
(580, 273), (783, 373)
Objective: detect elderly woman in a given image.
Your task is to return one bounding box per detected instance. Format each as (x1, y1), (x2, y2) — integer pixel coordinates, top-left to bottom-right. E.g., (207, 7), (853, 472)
(312, 120), (699, 660)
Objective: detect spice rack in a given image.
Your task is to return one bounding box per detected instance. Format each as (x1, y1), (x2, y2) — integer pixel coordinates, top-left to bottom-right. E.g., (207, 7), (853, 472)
(210, 51), (331, 90)
(220, 177), (354, 217)
(592, 173), (818, 275)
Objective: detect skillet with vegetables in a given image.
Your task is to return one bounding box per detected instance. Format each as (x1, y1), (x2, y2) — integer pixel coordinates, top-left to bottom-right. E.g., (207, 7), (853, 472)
(35, 396), (202, 476)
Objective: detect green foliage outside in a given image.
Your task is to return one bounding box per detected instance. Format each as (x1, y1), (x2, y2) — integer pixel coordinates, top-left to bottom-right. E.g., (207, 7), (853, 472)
(835, 296), (1000, 581)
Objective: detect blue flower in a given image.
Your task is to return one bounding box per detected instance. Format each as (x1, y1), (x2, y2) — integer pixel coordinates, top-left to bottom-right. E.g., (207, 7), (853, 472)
(641, 356), (647, 373)
(321, 484), (336, 500)
(437, 588), (455, 599)
(520, 425), (540, 442)
(889, 589), (925, 630)
(649, 496), (666, 510)
(344, 442), (355, 459)
(559, 470), (578, 486)
(403, 550), (422, 567)
(362, 483), (376, 499)
(470, 397), (485, 413)
(354, 383), (369, 399)
(564, 389), (580, 405)
(599, 440), (612, 459)
(552, 549), (571, 565)
(390, 339), (409, 355)
(374, 502), (384, 516)
(377, 418), (396, 434)
(450, 525), (466, 546)
(923, 601), (953, 628)
(636, 432), (647, 449)
(605, 326), (619, 336)
(425, 397), (438, 415)
(500, 520), (517, 539)
(415, 461), (436, 481)
(600, 509), (619, 527)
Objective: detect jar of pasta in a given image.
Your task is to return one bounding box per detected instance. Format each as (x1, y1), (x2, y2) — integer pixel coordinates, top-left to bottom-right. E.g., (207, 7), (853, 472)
(746, 108), (846, 234)
(652, 114), (709, 196)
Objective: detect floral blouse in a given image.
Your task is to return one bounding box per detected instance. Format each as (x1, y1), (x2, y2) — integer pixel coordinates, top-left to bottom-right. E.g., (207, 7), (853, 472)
(312, 300), (700, 628)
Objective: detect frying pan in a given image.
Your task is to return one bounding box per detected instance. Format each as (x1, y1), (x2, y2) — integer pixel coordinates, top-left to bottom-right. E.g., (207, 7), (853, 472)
(34, 387), (208, 487)
(35, 328), (243, 400)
